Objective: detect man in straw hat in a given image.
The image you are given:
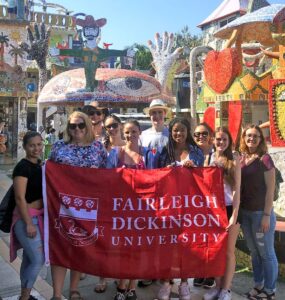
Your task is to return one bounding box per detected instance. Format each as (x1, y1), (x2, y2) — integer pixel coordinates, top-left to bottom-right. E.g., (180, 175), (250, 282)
(140, 99), (170, 153)
(138, 99), (171, 288)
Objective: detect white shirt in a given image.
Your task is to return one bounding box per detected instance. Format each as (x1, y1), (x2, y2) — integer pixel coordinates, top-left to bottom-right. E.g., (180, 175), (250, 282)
(140, 126), (169, 152)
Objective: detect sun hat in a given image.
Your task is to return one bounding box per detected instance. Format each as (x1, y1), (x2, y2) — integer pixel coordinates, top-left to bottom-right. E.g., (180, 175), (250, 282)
(143, 99), (170, 116)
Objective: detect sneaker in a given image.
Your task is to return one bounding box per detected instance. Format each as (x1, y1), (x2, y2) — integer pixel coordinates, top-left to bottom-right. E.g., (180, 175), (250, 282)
(249, 290), (275, 300)
(193, 278), (205, 287)
(203, 278), (215, 289)
(126, 289), (137, 300)
(179, 283), (191, 300)
(114, 291), (126, 300)
(157, 283), (171, 300)
(203, 287), (221, 300)
(218, 289), (231, 300)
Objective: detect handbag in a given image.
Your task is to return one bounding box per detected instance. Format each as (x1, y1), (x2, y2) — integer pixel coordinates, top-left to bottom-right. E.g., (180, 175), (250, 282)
(274, 167), (284, 201)
(0, 185), (16, 233)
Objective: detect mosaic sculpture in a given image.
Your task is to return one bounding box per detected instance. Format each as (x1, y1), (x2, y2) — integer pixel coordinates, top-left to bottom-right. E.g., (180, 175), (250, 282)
(20, 23), (51, 92)
(189, 46), (212, 129)
(200, 4), (285, 146)
(58, 15), (134, 92)
(147, 32), (184, 97)
(37, 67), (171, 106)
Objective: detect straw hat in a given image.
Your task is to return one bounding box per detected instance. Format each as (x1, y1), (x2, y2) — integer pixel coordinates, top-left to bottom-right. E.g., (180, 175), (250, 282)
(143, 99), (170, 116)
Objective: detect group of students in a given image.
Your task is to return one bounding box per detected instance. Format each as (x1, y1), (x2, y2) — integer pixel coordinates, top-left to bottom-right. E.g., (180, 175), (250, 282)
(9, 99), (278, 300)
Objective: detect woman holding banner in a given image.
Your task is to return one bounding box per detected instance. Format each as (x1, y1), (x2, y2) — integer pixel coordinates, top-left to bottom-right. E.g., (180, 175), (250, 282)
(192, 123), (216, 289)
(10, 131), (45, 300)
(49, 111), (107, 300)
(157, 117), (204, 300)
(92, 114), (126, 294)
(108, 119), (152, 300)
(239, 125), (277, 300)
(203, 127), (241, 300)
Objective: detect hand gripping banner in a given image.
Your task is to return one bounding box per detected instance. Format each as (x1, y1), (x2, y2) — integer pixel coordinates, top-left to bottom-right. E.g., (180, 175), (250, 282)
(43, 161), (228, 279)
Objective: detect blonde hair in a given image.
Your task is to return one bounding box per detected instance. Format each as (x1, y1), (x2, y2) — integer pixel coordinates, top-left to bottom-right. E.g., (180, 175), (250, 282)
(239, 124), (267, 157)
(64, 111), (94, 144)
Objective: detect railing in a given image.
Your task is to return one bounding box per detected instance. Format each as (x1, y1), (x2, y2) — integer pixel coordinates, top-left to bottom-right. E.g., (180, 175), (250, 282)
(0, 5), (76, 29)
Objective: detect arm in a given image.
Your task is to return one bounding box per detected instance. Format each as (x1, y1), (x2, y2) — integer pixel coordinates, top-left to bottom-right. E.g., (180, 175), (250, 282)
(59, 48), (82, 57)
(227, 156), (241, 230)
(13, 176), (37, 238)
(260, 48), (279, 60)
(261, 168), (275, 233)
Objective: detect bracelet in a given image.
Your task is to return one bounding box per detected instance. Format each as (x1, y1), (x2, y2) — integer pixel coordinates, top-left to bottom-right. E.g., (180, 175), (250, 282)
(263, 212), (270, 217)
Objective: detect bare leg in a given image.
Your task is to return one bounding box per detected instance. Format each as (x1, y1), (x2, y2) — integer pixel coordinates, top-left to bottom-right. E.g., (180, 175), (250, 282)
(70, 270), (81, 292)
(51, 265), (67, 297)
(20, 288), (32, 300)
(118, 279), (128, 290)
(128, 280), (136, 290)
(221, 223), (240, 290)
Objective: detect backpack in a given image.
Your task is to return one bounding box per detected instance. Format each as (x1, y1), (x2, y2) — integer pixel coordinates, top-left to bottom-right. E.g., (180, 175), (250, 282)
(0, 185), (16, 233)
(274, 167), (283, 201)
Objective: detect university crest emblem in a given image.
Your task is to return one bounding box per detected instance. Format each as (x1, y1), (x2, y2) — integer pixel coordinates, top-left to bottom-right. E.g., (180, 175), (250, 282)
(55, 193), (101, 246)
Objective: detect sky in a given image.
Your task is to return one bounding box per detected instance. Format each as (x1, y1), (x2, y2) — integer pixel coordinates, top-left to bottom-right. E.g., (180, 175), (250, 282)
(37, 0), (285, 49)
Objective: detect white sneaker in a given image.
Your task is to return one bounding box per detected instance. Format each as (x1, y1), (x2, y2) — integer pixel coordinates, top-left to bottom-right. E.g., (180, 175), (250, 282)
(203, 287), (220, 300)
(157, 283), (171, 300)
(218, 289), (231, 300)
(179, 282), (191, 300)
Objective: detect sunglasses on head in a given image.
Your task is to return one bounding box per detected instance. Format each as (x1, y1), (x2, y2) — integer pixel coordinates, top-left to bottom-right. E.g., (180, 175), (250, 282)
(88, 110), (102, 116)
(68, 122), (86, 130)
(105, 123), (119, 130)
(193, 131), (209, 138)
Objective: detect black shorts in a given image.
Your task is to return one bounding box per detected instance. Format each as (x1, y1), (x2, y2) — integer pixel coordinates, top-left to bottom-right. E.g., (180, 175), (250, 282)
(226, 205), (241, 224)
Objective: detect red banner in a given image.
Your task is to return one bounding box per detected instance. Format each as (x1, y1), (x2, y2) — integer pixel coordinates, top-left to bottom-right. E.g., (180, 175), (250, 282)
(43, 161), (228, 279)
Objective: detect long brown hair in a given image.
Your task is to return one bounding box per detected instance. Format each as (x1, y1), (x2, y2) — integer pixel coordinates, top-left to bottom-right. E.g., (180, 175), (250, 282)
(214, 127), (235, 188)
(239, 124), (267, 157)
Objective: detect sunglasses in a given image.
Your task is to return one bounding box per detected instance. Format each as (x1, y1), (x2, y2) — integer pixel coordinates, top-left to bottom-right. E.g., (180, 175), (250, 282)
(193, 131), (209, 138)
(88, 110), (102, 116)
(245, 133), (260, 139)
(105, 123), (119, 130)
(68, 122), (86, 130)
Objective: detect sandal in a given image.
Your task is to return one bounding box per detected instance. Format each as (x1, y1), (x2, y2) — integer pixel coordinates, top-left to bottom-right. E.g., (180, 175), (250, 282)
(94, 280), (107, 293)
(244, 287), (263, 298)
(69, 291), (83, 300)
(250, 290), (275, 300)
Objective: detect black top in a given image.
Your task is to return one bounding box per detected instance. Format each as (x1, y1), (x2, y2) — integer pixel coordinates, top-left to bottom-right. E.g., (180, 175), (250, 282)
(13, 159), (43, 203)
(241, 154), (274, 211)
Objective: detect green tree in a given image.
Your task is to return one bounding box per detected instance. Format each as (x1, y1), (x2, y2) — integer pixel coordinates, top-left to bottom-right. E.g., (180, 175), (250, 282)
(9, 44), (25, 66)
(174, 26), (202, 57)
(0, 32), (9, 65)
(132, 43), (153, 71)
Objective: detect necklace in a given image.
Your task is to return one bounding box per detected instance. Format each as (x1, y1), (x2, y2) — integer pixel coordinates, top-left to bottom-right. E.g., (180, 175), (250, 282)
(244, 153), (258, 165)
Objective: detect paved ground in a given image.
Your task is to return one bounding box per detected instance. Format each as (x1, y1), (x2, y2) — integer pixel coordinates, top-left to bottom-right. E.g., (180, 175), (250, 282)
(1, 166), (285, 299)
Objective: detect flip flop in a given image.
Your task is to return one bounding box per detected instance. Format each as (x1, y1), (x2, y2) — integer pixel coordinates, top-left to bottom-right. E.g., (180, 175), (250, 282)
(94, 281), (107, 293)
